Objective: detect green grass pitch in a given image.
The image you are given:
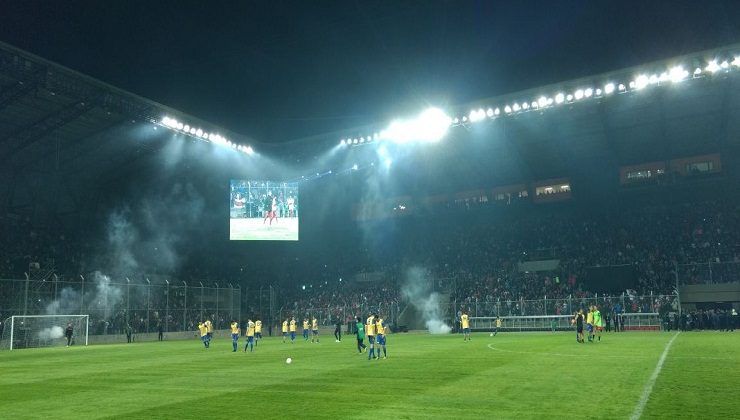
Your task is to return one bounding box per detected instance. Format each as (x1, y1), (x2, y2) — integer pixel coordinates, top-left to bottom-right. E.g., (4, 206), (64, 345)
(1, 332), (738, 419)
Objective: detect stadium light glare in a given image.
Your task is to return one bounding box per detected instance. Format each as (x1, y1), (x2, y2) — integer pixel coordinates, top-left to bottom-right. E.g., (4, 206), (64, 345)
(537, 96), (548, 107)
(705, 60), (720, 73)
(183, 124), (190, 132)
(360, 137), (365, 143)
(486, 108), (494, 117)
(530, 101), (538, 109)
(176, 122), (184, 130)
(555, 93), (565, 104)
(384, 158), (392, 168)
(733, 57), (740, 67)
(352, 164), (358, 170)
(634, 75), (649, 90)
(604, 83), (615, 94)
(462, 116), (468, 122)
(648, 74), (659, 85)
(618, 83), (626, 91)
(353, 139), (359, 144)
(246, 146), (254, 155)
(669, 66), (688, 82)
(340, 139), (346, 146)
(694, 67), (702, 75)
(584, 88), (593, 98)
(574, 89), (584, 100)
(195, 128), (203, 137)
(595, 88), (602, 96)
(546, 98), (554, 105)
(720, 60), (729, 69)
(494, 107), (501, 115)
(566, 94), (574, 101)
(453, 117), (459, 124)
(512, 103), (521, 112)
(522, 102), (529, 110)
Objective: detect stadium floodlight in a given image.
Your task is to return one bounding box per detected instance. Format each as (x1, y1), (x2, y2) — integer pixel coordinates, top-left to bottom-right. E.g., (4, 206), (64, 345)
(530, 101), (538, 109)
(340, 139), (346, 146)
(462, 116), (468, 122)
(352, 164), (358, 170)
(584, 88), (593, 98)
(733, 57), (740, 67)
(694, 67), (702, 75)
(381, 107), (451, 144)
(537, 96), (548, 107)
(618, 83), (626, 91)
(196, 128), (203, 137)
(546, 98), (554, 105)
(494, 107), (501, 115)
(705, 60), (720, 73)
(453, 117), (459, 124)
(648, 74), (659, 85)
(486, 108), (494, 117)
(176, 122), (184, 130)
(555, 93), (565, 104)
(353, 138), (359, 144)
(566, 94), (574, 101)
(522, 102), (529, 110)
(634, 74), (649, 90)
(360, 137), (365, 143)
(512, 103), (521, 112)
(246, 146), (254, 155)
(183, 124), (190, 132)
(669, 66), (688, 82)
(574, 89), (584, 100)
(468, 109), (477, 122)
(189, 127), (197, 135)
(595, 88), (602, 96)
(720, 60), (729, 69)
(604, 83), (615, 94)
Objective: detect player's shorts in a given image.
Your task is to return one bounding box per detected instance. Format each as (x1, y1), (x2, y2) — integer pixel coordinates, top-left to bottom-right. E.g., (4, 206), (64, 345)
(231, 333), (239, 341)
(586, 324), (593, 333)
(282, 331), (288, 336)
(463, 327), (470, 334)
(312, 329), (319, 335)
(303, 329), (309, 336)
(207, 332), (213, 338)
(255, 332), (262, 339)
(201, 335), (208, 343)
(577, 326), (583, 333)
(367, 335), (375, 344)
(290, 332), (296, 339)
(376, 334), (386, 345)
(247, 336), (254, 343)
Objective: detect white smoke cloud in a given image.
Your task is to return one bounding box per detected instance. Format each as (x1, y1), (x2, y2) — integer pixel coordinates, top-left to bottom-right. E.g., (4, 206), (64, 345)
(37, 326), (64, 341)
(401, 267), (451, 334)
(45, 271), (123, 318)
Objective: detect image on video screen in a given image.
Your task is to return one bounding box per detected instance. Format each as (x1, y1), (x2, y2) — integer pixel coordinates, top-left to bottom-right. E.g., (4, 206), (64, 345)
(229, 180), (299, 241)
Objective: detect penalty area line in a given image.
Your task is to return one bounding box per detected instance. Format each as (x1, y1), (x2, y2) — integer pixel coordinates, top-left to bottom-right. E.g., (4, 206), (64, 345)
(629, 331), (680, 420)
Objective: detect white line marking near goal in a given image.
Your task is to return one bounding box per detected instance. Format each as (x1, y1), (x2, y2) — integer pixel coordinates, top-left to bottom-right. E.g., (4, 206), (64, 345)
(629, 332), (680, 420)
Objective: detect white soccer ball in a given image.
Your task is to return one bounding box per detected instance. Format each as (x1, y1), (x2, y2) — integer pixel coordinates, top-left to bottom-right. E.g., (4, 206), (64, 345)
(490, 333), (493, 337)
(286, 357), (292, 364)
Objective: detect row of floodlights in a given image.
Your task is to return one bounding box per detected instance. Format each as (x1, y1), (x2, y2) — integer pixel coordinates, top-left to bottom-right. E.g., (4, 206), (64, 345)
(160, 116), (254, 154)
(457, 59), (740, 124)
(338, 57), (740, 145)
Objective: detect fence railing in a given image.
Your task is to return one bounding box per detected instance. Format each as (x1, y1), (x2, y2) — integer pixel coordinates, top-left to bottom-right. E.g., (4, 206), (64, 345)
(0, 275), (240, 335)
(277, 302), (401, 333)
(677, 261), (740, 285)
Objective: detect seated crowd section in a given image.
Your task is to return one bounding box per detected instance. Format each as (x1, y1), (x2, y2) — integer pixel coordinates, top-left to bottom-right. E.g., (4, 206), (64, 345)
(1, 193), (739, 333)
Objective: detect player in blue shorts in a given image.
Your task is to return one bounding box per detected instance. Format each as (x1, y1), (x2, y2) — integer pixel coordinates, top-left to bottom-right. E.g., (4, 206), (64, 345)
(366, 313), (376, 360)
(375, 313), (387, 359)
(289, 317), (297, 343)
(311, 317), (320, 343)
(244, 319), (255, 352)
(461, 310), (471, 341)
(230, 320), (240, 352)
(302, 318), (310, 341)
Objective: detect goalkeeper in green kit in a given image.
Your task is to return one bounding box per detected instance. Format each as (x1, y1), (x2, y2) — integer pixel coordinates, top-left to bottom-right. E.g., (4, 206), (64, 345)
(593, 306), (604, 342)
(355, 317), (367, 353)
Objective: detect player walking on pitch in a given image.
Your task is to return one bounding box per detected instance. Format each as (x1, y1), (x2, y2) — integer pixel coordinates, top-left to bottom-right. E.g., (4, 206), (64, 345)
(230, 320), (240, 352)
(311, 317), (319, 343)
(461, 311), (471, 341)
(244, 319), (256, 352)
(282, 319), (289, 343)
(198, 321), (209, 349)
(255, 319), (263, 345)
(289, 317), (297, 343)
(366, 313), (376, 360)
(355, 316), (367, 353)
(375, 314), (388, 359)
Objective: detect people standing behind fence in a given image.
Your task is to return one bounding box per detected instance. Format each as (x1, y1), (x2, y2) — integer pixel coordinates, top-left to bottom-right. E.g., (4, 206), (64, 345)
(157, 322), (164, 341)
(125, 323), (133, 343)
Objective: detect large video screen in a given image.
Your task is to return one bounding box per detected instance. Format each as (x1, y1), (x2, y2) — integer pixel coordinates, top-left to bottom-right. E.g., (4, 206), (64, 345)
(229, 180), (299, 241)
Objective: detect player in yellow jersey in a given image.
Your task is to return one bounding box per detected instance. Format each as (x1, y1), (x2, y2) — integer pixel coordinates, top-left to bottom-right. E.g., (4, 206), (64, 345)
(282, 319), (289, 343)
(461, 310), (471, 341)
(494, 317), (502, 336)
(255, 320), (262, 345)
(311, 317), (319, 343)
(198, 321), (209, 349)
(230, 320), (240, 352)
(366, 314), (376, 360)
(244, 319), (256, 352)
(289, 317), (297, 343)
(302, 318), (310, 341)
(375, 314), (387, 359)
(205, 319), (213, 344)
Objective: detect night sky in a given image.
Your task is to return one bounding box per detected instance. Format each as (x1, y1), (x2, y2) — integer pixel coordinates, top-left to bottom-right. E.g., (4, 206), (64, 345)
(2, 1), (739, 144)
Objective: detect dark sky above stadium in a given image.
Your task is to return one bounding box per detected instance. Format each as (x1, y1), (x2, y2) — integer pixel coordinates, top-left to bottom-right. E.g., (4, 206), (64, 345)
(2, 1), (739, 144)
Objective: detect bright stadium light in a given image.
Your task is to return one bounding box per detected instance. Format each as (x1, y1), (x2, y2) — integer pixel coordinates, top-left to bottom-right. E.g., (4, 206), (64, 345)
(494, 107), (501, 115)
(486, 108), (494, 117)
(352, 164), (358, 170)
(512, 103), (521, 112)
(196, 128), (203, 137)
(574, 89), (584, 100)
(648, 74), (659, 85)
(555, 93), (565, 104)
(384, 158), (392, 168)
(381, 107), (451, 143)
(595, 88), (602, 96)
(669, 66), (688, 82)
(634, 74), (649, 90)
(504, 105), (512, 113)
(176, 122), (184, 130)
(183, 124), (190, 132)
(522, 102), (529, 110)
(705, 60), (720, 73)
(618, 83), (626, 91)
(538, 96), (548, 107)
(340, 139), (346, 146)
(733, 57), (740, 67)
(604, 83), (615, 94)
(246, 146), (254, 155)
(584, 88), (593, 98)
(721, 60), (730, 69)
(566, 94), (574, 101)
(694, 67), (702, 75)
(530, 101), (538, 109)
(453, 117), (459, 124)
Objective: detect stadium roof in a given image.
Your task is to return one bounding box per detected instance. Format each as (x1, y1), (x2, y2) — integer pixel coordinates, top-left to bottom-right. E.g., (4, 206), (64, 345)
(2, 40), (740, 218)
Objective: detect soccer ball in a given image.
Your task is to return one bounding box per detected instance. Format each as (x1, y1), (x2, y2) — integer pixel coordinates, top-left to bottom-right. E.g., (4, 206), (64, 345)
(286, 357), (292, 364)
(489, 333), (493, 337)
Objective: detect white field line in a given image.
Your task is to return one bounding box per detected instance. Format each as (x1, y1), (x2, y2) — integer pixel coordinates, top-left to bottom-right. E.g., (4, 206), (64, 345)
(629, 331), (680, 420)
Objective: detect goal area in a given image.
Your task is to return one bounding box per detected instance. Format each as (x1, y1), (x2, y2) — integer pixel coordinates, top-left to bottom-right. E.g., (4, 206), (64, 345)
(0, 315), (89, 350)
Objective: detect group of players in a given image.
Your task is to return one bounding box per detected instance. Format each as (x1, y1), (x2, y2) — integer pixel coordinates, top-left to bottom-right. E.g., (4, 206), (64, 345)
(572, 305), (604, 343)
(354, 313), (388, 360)
(197, 318), (264, 352)
(280, 317), (320, 343)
